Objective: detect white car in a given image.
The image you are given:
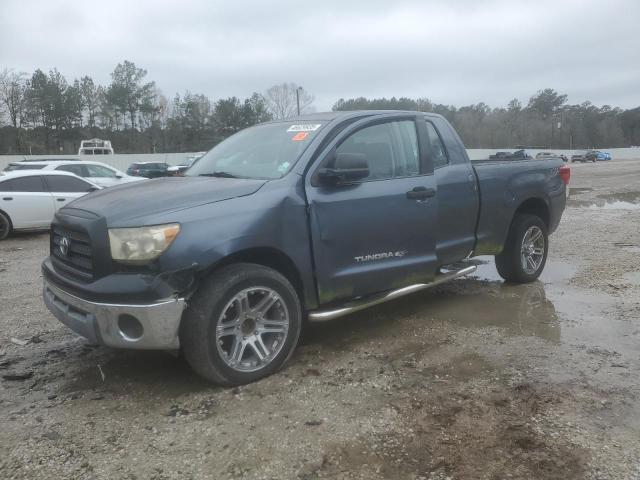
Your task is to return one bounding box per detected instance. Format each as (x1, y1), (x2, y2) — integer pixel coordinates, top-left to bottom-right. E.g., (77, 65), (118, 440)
(0, 170), (101, 240)
(4, 159), (146, 188)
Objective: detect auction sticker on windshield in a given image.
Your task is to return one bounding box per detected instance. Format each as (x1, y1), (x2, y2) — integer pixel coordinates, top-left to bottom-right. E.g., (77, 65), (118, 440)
(291, 132), (309, 141)
(287, 124), (321, 132)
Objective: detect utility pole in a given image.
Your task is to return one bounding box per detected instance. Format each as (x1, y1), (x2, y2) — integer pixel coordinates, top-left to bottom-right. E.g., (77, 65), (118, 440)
(296, 86), (303, 116)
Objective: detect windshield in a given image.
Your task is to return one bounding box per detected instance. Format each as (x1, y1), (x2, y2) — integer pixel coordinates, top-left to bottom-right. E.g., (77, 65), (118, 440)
(187, 121), (326, 179)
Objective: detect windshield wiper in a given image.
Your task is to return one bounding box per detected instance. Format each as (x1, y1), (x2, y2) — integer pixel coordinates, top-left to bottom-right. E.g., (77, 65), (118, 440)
(199, 171), (237, 178)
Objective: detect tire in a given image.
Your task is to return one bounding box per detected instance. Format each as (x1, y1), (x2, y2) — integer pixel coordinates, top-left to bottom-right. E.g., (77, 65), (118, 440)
(495, 214), (548, 283)
(180, 263), (302, 386)
(0, 211), (11, 241)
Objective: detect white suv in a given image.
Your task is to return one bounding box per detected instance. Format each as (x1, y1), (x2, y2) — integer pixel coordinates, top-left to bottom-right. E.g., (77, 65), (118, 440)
(4, 159), (146, 188)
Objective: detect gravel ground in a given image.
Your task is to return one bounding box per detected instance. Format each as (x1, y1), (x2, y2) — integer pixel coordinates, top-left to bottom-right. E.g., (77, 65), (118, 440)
(1, 159), (639, 480)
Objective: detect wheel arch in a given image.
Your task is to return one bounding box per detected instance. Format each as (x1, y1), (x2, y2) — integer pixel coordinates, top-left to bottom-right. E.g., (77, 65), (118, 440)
(513, 197), (550, 229)
(199, 247), (308, 309)
(0, 207), (13, 230)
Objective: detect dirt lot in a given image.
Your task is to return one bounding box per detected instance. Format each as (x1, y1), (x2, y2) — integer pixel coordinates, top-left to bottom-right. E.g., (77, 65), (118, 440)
(1, 159), (640, 480)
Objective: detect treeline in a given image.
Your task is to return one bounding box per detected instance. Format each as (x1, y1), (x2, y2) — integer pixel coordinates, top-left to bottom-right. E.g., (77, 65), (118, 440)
(0, 61), (311, 155)
(334, 91), (640, 149)
(1, 60), (639, 154)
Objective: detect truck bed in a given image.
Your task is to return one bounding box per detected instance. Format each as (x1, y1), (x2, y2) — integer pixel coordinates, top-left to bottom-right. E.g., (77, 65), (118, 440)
(471, 157), (567, 256)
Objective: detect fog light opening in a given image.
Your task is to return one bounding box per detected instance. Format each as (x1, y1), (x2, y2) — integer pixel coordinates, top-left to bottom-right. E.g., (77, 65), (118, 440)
(117, 314), (144, 341)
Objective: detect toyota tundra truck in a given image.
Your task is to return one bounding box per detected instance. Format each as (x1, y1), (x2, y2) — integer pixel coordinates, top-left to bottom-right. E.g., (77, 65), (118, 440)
(42, 111), (570, 386)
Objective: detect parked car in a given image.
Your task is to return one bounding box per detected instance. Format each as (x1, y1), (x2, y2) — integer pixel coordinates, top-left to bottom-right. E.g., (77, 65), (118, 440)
(489, 149), (532, 160)
(167, 153), (205, 177)
(4, 160), (145, 188)
(43, 111), (569, 385)
(126, 162), (170, 178)
(0, 170), (101, 240)
(489, 151), (512, 160)
(571, 154), (586, 163)
(585, 150), (612, 161)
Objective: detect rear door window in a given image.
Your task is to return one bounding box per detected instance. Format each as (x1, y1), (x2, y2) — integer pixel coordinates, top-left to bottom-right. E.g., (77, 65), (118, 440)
(86, 164), (117, 177)
(56, 164), (88, 177)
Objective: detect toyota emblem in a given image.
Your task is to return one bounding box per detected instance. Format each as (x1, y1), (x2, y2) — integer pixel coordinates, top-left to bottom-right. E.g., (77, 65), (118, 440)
(59, 236), (70, 256)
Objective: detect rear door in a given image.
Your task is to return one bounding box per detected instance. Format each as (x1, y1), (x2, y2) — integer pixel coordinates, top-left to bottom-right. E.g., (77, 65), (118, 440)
(306, 115), (438, 305)
(43, 175), (97, 209)
(0, 176), (55, 229)
(423, 116), (480, 265)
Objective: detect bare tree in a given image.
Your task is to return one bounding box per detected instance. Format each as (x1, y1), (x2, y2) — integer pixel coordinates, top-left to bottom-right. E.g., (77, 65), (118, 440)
(0, 68), (28, 150)
(0, 69), (28, 129)
(264, 82), (314, 119)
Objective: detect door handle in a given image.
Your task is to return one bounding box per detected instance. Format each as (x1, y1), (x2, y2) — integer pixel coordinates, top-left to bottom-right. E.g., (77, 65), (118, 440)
(57, 198), (66, 202)
(406, 186), (436, 200)
(2, 197), (12, 201)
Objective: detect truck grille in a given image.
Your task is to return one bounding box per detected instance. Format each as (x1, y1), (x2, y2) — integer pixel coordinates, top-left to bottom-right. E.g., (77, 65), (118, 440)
(51, 226), (94, 281)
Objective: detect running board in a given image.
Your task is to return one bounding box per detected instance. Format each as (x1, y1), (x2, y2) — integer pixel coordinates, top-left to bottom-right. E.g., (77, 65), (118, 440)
(308, 265), (477, 322)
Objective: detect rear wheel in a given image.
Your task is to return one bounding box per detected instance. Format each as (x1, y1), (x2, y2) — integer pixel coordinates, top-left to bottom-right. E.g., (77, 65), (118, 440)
(0, 211), (11, 241)
(495, 214), (548, 283)
(180, 263), (302, 386)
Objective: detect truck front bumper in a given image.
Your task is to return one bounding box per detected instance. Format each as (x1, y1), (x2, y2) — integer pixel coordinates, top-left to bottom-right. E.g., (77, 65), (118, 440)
(43, 277), (186, 350)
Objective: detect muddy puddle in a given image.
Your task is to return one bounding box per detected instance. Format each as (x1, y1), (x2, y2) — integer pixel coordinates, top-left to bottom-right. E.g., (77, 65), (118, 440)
(308, 255), (637, 369)
(569, 190), (640, 209)
(569, 187), (593, 195)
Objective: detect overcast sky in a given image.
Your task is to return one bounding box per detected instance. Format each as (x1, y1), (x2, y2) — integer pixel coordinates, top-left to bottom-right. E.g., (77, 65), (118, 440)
(1, 0), (638, 110)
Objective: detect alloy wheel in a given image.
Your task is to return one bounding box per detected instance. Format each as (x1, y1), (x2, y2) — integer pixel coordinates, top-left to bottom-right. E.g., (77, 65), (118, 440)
(520, 226), (545, 275)
(215, 287), (290, 373)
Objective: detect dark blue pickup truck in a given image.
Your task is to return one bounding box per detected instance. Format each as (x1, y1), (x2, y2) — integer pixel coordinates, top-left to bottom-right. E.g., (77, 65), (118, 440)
(42, 111), (569, 385)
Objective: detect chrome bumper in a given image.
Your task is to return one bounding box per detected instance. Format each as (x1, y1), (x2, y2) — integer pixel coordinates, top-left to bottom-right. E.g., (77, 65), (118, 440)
(43, 278), (186, 349)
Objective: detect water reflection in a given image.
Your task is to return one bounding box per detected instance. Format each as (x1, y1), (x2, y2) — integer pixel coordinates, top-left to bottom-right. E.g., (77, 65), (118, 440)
(306, 257), (569, 348)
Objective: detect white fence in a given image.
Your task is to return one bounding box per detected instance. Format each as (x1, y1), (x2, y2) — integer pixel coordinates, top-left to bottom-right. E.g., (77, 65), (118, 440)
(1, 148), (639, 172)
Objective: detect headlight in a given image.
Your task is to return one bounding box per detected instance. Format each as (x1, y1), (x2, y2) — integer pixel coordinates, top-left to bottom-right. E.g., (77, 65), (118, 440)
(108, 224), (180, 264)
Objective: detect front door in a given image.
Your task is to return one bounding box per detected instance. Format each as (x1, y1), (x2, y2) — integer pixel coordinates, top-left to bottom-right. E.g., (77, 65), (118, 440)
(306, 116), (438, 305)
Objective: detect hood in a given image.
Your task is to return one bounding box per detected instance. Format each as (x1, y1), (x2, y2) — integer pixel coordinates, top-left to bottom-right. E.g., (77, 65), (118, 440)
(65, 176), (267, 224)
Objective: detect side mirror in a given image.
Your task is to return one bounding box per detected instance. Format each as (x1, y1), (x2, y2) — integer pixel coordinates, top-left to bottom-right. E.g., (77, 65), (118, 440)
(318, 152), (369, 186)
(87, 186), (99, 192)
(115, 174), (123, 179)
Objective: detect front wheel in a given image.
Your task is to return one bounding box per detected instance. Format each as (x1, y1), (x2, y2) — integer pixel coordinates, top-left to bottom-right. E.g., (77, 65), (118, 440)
(180, 263), (302, 386)
(495, 214), (548, 283)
